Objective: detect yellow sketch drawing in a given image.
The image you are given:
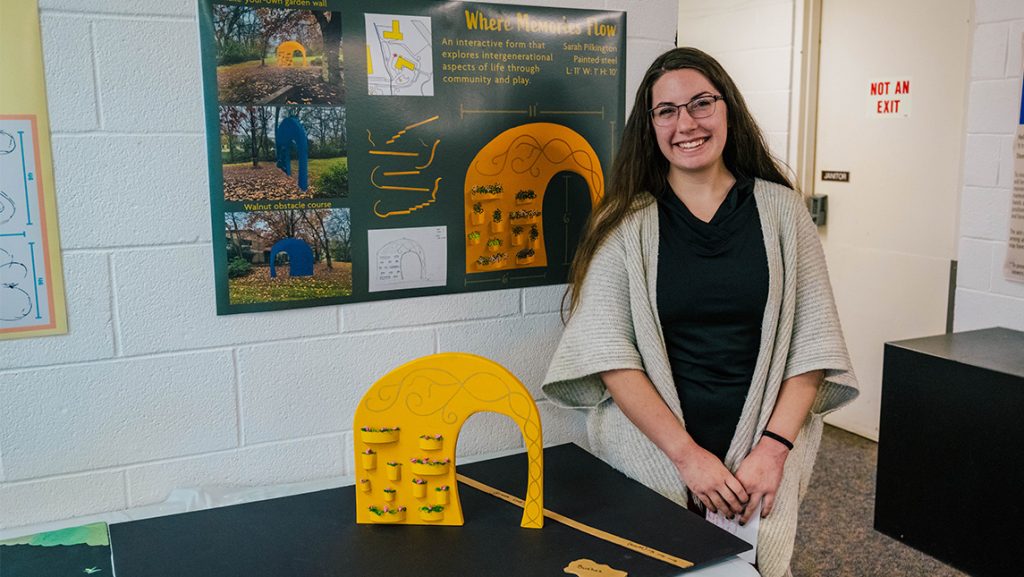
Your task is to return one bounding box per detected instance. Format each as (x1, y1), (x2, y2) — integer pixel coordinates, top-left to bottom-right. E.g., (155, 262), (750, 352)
(353, 353), (544, 528)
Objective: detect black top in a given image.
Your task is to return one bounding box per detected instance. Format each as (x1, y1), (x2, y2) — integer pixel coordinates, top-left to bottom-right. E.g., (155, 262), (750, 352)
(656, 176), (769, 460)
(887, 327), (1024, 379)
(108, 445), (749, 577)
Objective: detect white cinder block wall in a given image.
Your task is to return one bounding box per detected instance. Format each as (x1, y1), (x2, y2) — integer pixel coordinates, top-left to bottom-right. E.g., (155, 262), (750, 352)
(677, 0), (796, 166)
(954, 0), (1024, 331)
(0, 0), (679, 531)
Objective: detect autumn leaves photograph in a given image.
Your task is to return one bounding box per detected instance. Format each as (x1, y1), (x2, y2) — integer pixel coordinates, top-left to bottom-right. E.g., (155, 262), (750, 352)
(212, 2), (352, 306)
(220, 105), (348, 202)
(212, 4), (344, 106)
(225, 209), (353, 305)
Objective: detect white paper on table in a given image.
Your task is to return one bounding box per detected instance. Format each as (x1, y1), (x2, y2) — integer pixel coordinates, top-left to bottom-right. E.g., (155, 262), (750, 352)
(706, 503), (760, 564)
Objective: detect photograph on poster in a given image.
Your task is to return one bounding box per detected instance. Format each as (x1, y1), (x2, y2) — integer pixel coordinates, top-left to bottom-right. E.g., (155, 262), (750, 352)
(463, 122), (602, 274)
(220, 105), (348, 201)
(225, 208), (352, 304)
(212, 3), (344, 106)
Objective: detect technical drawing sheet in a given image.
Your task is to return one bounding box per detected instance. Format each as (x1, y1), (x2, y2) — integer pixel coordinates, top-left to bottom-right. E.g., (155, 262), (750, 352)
(0, 0), (68, 340)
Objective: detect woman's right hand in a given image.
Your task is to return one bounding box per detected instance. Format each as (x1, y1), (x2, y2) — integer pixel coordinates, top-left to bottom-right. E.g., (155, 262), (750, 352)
(672, 443), (748, 517)
(599, 369), (748, 516)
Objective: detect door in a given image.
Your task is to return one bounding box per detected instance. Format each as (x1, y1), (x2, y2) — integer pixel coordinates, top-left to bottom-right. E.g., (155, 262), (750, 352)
(812, 0), (971, 439)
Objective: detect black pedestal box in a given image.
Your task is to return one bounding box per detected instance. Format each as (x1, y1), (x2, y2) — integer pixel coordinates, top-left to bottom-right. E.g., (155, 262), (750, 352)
(875, 327), (1024, 577)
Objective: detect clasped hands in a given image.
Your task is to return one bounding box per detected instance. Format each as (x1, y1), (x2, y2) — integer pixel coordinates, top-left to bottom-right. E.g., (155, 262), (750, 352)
(673, 438), (788, 525)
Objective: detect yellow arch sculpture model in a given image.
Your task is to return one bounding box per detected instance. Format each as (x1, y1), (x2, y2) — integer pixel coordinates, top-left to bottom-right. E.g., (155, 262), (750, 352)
(276, 41), (308, 67)
(353, 353), (544, 528)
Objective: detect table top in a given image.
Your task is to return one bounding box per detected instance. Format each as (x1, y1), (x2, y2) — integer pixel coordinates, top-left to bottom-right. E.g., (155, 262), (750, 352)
(886, 327), (1024, 379)
(1, 444), (761, 577)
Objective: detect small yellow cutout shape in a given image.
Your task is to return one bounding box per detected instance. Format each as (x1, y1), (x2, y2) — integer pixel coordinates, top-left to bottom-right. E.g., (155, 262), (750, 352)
(412, 478), (427, 498)
(564, 559), (628, 577)
(354, 352), (543, 527)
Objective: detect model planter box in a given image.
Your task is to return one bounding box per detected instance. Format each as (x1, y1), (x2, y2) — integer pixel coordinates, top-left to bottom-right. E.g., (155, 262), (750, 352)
(516, 248), (536, 266)
(470, 183), (503, 201)
(386, 462), (402, 481)
(418, 435), (443, 451)
(419, 506), (445, 522)
(361, 450), (377, 470)
(360, 427), (400, 444)
(410, 458), (450, 476)
(515, 190), (536, 204)
(368, 506), (405, 523)
(432, 486), (450, 505)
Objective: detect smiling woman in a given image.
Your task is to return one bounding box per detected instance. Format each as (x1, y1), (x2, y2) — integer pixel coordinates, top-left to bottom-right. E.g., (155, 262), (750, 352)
(542, 47), (859, 577)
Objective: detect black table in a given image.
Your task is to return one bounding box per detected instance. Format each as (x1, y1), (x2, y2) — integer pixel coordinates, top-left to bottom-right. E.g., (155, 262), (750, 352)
(108, 443), (749, 577)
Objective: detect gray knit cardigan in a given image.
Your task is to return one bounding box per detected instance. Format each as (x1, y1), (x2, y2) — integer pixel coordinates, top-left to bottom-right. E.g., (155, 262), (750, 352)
(542, 179), (859, 577)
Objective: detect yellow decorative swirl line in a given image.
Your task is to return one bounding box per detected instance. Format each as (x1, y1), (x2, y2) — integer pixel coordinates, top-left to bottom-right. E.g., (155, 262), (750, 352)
(473, 135), (602, 198)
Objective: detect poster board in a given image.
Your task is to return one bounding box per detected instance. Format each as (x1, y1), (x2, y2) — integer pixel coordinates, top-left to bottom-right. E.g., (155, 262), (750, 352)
(1006, 36), (1024, 283)
(0, 0), (68, 339)
(198, 0), (625, 314)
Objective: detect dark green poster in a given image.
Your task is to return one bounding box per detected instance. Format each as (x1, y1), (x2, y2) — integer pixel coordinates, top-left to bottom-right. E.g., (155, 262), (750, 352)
(199, 0), (625, 314)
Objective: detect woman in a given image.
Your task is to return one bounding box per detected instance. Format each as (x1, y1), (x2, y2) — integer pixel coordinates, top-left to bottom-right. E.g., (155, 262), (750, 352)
(542, 47), (858, 577)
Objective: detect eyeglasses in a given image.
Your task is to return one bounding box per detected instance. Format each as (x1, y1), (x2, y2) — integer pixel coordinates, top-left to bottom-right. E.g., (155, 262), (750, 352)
(649, 95), (725, 126)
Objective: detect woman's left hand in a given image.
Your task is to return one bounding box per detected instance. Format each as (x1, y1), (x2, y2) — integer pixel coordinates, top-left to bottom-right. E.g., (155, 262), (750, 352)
(734, 438), (788, 525)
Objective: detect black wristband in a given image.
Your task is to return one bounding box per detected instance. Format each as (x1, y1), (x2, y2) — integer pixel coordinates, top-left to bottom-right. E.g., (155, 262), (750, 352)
(762, 430), (794, 451)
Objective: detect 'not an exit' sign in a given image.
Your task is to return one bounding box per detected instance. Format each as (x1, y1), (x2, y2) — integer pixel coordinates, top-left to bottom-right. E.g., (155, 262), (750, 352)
(867, 77), (912, 118)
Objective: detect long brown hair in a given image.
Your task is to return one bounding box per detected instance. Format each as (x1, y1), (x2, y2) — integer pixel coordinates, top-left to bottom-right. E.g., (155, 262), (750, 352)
(564, 47), (792, 318)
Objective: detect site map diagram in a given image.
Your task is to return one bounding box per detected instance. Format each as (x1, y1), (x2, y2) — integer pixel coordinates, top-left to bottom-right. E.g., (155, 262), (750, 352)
(365, 14), (435, 96)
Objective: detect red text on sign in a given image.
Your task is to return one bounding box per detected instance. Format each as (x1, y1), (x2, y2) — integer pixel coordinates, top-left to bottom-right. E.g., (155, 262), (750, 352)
(870, 80), (910, 95)
(877, 100), (901, 113)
